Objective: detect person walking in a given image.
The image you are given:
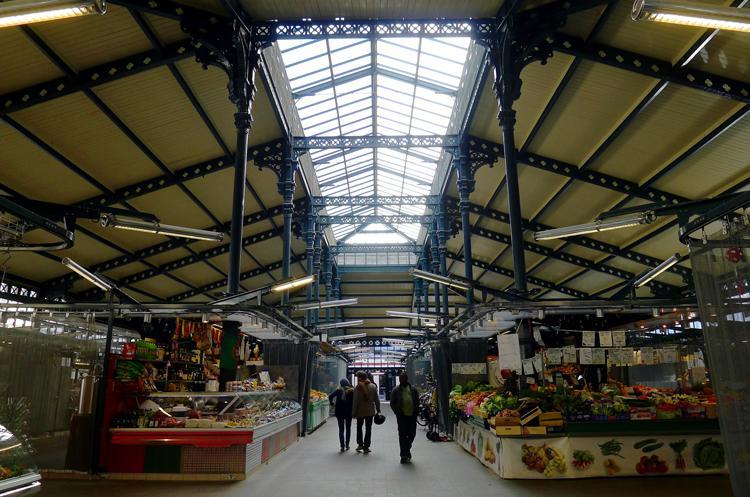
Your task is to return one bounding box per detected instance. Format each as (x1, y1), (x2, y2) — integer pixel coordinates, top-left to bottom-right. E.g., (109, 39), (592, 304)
(328, 379), (354, 451)
(352, 370), (380, 453)
(390, 372), (420, 464)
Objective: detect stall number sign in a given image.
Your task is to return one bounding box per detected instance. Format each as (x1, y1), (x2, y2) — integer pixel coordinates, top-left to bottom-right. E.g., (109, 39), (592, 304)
(452, 363), (487, 375)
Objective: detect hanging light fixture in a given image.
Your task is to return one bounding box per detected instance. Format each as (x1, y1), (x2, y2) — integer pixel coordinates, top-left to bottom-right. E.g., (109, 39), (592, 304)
(635, 253), (682, 288)
(533, 212), (655, 241)
(61, 257), (112, 292)
(632, 0), (750, 33)
(293, 298), (358, 311)
(316, 319), (364, 330)
(409, 268), (471, 291)
(329, 333), (367, 341)
(383, 328), (427, 336)
(100, 214), (223, 242)
(0, 0), (106, 28)
(270, 275), (316, 293)
(385, 310), (439, 320)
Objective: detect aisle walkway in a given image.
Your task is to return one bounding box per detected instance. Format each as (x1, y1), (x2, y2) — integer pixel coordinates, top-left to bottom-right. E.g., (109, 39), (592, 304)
(39, 408), (734, 497)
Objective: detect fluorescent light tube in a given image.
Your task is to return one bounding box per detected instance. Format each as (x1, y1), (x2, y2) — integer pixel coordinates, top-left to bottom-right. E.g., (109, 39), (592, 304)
(0, 0), (105, 27)
(338, 345), (357, 351)
(383, 328), (427, 336)
(101, 214), (223, 242)
(635, 253), (681, 288)
(632, 0), (750, 32)
(270, 275), (316, 293)
(61, 257), (112, 292)
(210, 289), (265, 305)
(316, 319), (363, 330)
(533, 212), (655, 241)
(385, 310), (439, 319)
(329, 332), (367, 341)
(293, 298), (358, 311)
(409, 268), (471, 291)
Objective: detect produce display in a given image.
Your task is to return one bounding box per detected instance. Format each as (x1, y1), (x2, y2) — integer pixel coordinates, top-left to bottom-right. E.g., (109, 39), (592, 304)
(110, 393), (300, 430)
(309, 389), (327, 402)
(521, 444), (566, 476)
(226, 377), (286, 392)
(0, 425), (36, 483)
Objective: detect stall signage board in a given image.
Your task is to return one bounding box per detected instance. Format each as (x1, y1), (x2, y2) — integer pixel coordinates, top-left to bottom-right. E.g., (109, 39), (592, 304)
(546, 349), (562, 365)
(612, 331), (627, 347)
(582, 331), (596, 347)
(452, 363), (487, 375)
(562, 346), (577, 364)
(456, 421), (727, 479)
(598, 331), (613, 347)
(498, 334), (522, 373)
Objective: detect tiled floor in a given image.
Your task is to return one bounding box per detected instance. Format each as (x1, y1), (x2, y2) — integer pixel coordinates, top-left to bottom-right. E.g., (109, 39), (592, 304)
(39, 408), (735, 497)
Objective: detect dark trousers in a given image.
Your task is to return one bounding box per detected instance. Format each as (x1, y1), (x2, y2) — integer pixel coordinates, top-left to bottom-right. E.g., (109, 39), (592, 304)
(396, 414), (417, 458)
(356, 416), (373, 448)
(337, 415), (352, 448)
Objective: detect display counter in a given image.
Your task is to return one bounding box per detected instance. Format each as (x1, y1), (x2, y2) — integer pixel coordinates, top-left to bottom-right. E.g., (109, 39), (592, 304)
(456, 419), (727, 479)
(1, 423), (41, 495)
(105, 391), (302, 480)
(306, 400), (329, 433)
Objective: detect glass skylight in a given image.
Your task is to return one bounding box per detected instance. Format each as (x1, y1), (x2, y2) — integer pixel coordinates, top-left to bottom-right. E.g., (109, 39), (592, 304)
(279, 36), (470, 244)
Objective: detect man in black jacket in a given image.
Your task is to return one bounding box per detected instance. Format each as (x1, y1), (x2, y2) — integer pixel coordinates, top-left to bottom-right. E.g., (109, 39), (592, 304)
(390, 373), (420, 464)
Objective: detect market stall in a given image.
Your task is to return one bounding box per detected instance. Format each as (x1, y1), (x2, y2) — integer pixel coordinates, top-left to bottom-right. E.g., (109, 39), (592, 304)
(101, 317), (304, 480)
(0, 424), (41, 495)
(306, 390), (329, 433)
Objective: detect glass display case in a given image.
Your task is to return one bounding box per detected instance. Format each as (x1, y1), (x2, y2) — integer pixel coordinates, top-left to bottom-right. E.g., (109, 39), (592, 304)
(110, 391), (301, 431)
(0, 424), (41, 495)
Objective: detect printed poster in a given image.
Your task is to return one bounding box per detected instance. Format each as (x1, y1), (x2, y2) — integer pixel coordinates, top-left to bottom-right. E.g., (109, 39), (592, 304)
(598, 331), (613, 347)
(546, 348), (562, 365)
(612, 331), (627, 347)
(498, 334), (523, 373)
(582, 331), (596, 347)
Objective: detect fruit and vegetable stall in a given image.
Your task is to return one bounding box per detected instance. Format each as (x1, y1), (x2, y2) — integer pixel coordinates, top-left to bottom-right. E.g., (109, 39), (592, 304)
(451, 382), (726, 479)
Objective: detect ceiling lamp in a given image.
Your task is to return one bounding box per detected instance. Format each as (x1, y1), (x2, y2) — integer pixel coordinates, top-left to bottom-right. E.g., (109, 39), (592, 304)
(270, 275), (315, 293)
(385, 310), (439, 320)
(632, 0), (750, 33)
(338, 345), (357, 351)
(635, 253), (682, 288)
(293, 298), (358, 311)
(409, 268), (471, 291)
(0, 0), (105, 28)
(61, 257), (112, 292)
(316, 320), (364, 330)
(101, 213), (223, 242)
(383, 328), (427, 336)
(533, 212), (655, 241)
(328, 333), (367, 341)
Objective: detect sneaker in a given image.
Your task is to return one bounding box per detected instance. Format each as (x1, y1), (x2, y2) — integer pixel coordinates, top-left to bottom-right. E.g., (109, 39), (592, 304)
(355, 446), (364, 453)
(340, 447), (346, 452)
(363, 448), (371, 454)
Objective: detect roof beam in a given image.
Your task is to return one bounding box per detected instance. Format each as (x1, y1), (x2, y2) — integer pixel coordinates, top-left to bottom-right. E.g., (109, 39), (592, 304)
(467, 135), (687, 205)
(551, 32), (750, 105)
(77, 227), (283, 300)
(330, 244), (419, 254)
(294, 135), (460, 150)
(445, 251), (588, 299)
(168, 255), (307, 302)
(318, 215), (432, 225)
(444, 197), (691, 281)
(0, 40), (193, 116)
(312, 195), (438, 207)
(461, 223), (681, 295)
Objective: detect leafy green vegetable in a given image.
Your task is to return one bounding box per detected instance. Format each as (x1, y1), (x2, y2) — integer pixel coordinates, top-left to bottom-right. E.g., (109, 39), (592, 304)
(693, 438), (725, 470)
(598, 439), (624, 458)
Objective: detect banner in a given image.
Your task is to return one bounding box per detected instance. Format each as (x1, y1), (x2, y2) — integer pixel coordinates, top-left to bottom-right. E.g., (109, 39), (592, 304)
(456, 421), (727, 479)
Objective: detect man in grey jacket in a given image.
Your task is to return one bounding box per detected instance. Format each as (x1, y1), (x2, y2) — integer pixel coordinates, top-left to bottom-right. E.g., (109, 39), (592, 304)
(352, 370), (380, 453)
(390, 372), (420, 463)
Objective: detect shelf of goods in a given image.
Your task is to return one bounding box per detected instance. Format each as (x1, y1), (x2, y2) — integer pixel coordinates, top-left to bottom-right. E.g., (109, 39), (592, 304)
(307, 390), (330, 433)
(0, 424), (41, 495)
(450, 383), (726, 479)
(105, 391), (302, 481)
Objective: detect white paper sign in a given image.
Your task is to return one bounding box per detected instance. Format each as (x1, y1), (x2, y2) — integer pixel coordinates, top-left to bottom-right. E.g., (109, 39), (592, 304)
(546, 348), (562, 365)
(522, 358), (535, 376)
(259, 371), (272, 386)
(533, 327), (545, 346)
(598, 331), (613, 347)
(563, 346), (577, 364)
(582, 331), (596, 347)
(579, 348), (593, 365)
(498, 334), (522, 373)
(640, 347), (654, 365)
(532, 354), (544, 373)
(592, 348), (606, 365)
(622, 348), (635, 365)
(452, 363), (488, 375)
(612, 331), (627, 347)
(661, 347), (678, 363)
(609, 348), (622, 365)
